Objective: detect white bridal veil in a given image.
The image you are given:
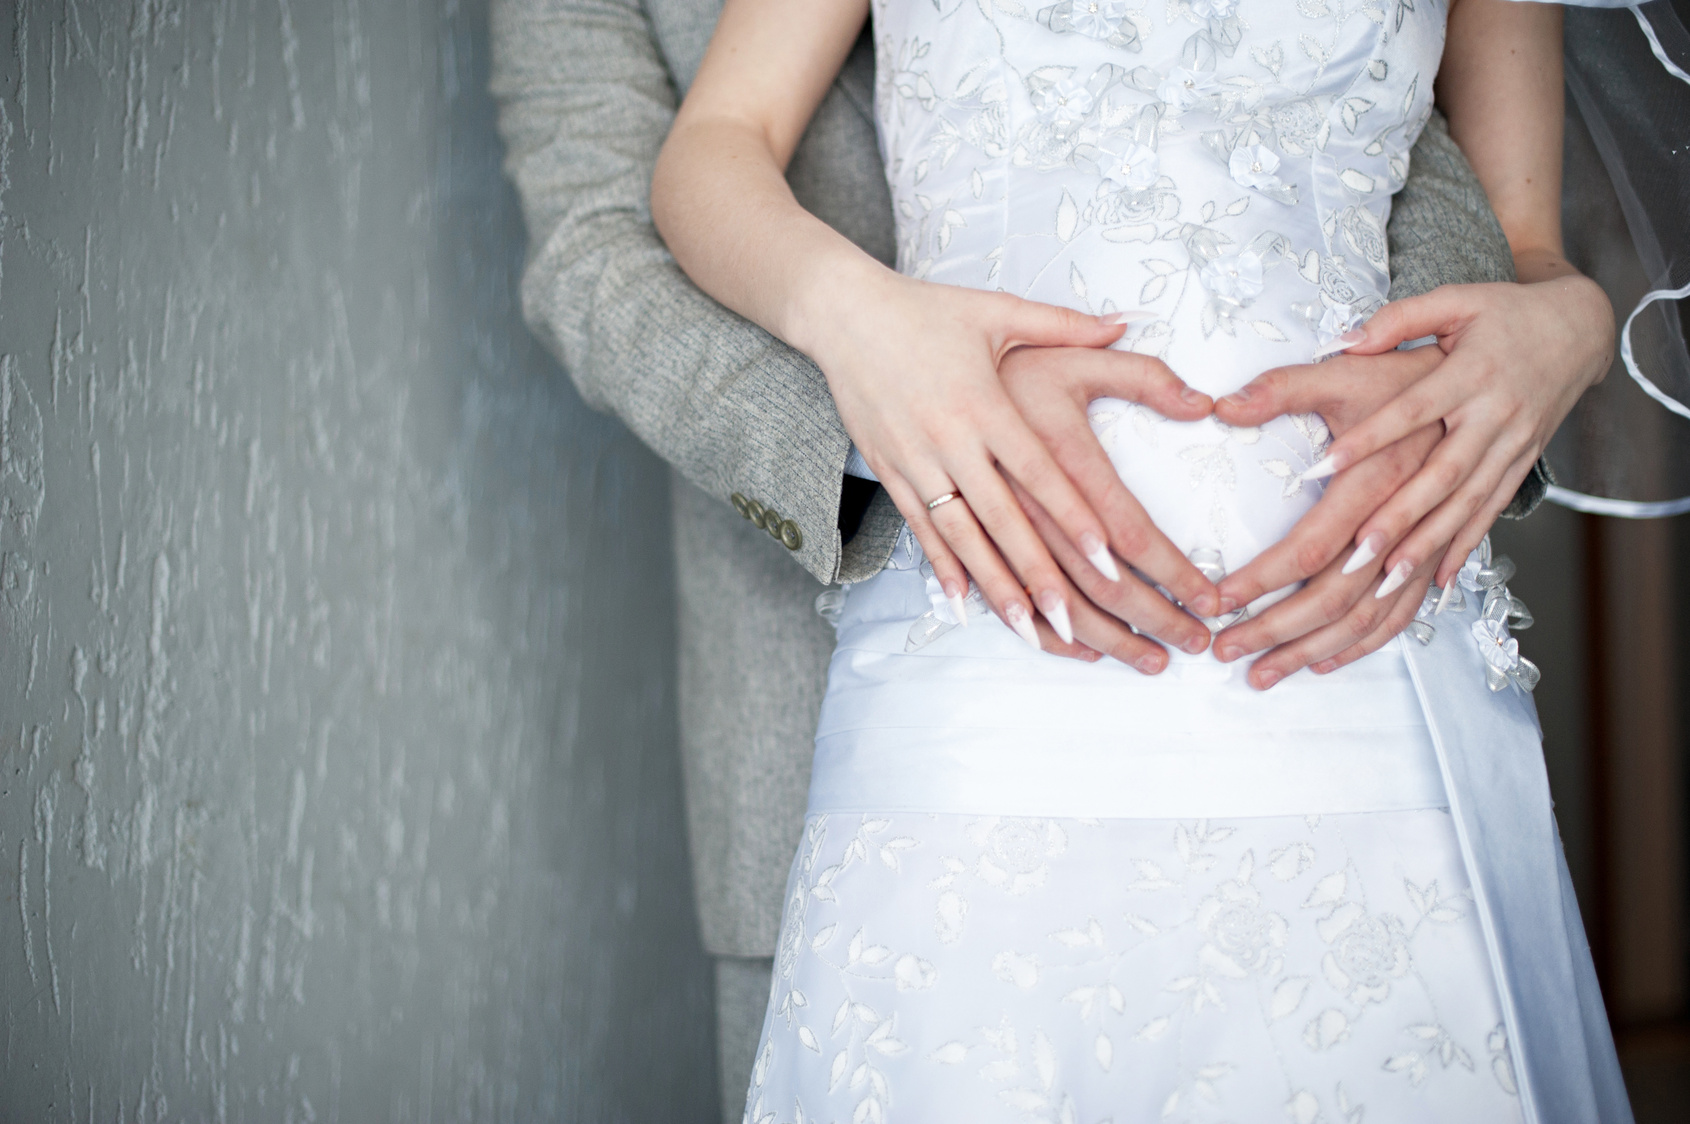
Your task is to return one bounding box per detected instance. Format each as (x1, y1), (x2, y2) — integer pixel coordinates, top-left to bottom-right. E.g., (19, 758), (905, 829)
(1517, 0), (1690, 515)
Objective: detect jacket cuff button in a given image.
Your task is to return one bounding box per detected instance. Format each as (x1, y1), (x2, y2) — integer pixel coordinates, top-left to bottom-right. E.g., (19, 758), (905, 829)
(731, 492), (751, 519)
(780, 520), (803, 551)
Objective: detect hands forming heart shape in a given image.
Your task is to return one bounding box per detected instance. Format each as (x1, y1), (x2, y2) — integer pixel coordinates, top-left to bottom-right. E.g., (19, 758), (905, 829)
(814, 273), (1610, 689)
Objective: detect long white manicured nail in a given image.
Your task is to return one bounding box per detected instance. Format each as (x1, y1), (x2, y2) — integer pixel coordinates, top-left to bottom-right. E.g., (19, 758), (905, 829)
(1299, 454), (1342, 483)
(1434, 578), (1457, 615)
(1311, 327), (1368, 360)
(1005, 602), (1042, 651)
(1079, 533), (1121, 582)
(1101, 309), (1156, 325)
(945, 583), (970, 627)
(1037, 591), (1074, 645)
(1340, 532), (1383, 575)
(1375, 560), (1413, 599)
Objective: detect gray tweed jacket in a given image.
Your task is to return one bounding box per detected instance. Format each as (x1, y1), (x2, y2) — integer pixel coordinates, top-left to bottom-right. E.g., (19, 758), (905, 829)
(491, 0), (1541, 957)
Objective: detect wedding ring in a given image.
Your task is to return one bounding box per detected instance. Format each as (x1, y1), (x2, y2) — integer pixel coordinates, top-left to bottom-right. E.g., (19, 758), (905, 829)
(926, 491), (962, 511)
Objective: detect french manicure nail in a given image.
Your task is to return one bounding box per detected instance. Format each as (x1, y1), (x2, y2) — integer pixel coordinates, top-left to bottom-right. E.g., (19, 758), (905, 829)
(1037, 591), (1074, 645)
(1005, 602), (1042, 651)
(945, 583), (970, 627)
(1101, 309), (1156, 325)
(1311, 327), (1368, 360)
(1340, 532), (1383, 575)
(1374, 560), (1413, 599)
(1434, 578), (1457, 616)
(1299, 453), (1343, 483)
(1079, 533), (1121, 582)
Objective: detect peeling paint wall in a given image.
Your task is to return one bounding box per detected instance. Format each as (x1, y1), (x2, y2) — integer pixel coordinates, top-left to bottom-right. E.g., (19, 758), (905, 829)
(0, 2), (715, 1120)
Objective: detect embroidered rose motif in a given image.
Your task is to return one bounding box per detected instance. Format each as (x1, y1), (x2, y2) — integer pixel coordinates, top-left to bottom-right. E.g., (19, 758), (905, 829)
(1230, 144), (1284, 191)
(1272, 99), (1324, 148)
(1199, 889), (1289, 974)
(1340, 205), (1389, 268)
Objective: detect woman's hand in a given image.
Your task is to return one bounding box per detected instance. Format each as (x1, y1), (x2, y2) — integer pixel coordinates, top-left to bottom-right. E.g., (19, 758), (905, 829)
(804, 265), (1220, 662)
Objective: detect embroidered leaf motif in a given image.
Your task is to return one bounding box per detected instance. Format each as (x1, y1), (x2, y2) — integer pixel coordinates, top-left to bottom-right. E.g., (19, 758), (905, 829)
(829, 1049), (849, 1088)
(1271, 977), (1310, 1020)
(1251, 319), (1288, 342)
(1133, 1016), (1170, 1041)
(930, 1041), (967, 1064)
(1304, 870), (1347, 908)
(1056, 190), (1079, 241)
(1070, 263), (1088, 300)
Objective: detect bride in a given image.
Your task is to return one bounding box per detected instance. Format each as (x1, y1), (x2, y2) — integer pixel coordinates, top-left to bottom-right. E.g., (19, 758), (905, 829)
(652, 0), (1629, 1120)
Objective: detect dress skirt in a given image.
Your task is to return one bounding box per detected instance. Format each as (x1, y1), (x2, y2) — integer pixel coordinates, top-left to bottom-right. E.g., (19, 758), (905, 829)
(742, 537), (1538, 1123)
(746, 809), (1524, 1124)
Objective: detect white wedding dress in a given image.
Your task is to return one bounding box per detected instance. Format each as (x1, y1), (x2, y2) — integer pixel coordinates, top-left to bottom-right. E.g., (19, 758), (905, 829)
(744, 2), (1628, 1122)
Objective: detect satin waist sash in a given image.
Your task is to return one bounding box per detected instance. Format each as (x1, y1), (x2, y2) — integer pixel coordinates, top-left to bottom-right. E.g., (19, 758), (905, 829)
(811, 562), (1447, 819)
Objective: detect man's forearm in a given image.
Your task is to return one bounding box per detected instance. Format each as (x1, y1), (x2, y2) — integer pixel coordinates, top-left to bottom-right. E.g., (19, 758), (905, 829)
(1385, 108), (1548, 518)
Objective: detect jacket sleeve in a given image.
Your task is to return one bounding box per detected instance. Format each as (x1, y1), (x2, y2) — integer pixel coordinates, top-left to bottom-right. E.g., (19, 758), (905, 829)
(489, 0), (902, 583)
(1387, 109), (1550, 519)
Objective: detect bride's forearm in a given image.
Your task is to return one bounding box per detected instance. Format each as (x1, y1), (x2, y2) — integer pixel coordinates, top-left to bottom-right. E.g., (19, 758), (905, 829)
(651, 116), (891, 368)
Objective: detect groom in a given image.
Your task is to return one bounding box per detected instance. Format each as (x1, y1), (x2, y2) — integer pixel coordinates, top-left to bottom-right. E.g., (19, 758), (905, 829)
(491, 1), (1573, 1115)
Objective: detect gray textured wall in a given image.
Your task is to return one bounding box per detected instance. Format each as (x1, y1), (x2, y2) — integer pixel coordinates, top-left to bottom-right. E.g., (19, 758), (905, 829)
(0, 1), (716, 1120)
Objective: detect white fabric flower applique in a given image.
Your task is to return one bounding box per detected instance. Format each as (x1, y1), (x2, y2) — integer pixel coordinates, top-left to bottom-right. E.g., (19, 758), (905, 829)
(1096, 136), (1161, 191)
(1040, 0), (1142, 48)
(1318, 301), (1362, 342)
(1407, 536), (1539, 692)
(1036, 75), (1097, 129)
(1188, 0), (1240, 21)
(1201, 249), (1266, 306)
(1231, 144), (1283, 191)
(1157, 66), (1219, 113)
